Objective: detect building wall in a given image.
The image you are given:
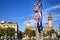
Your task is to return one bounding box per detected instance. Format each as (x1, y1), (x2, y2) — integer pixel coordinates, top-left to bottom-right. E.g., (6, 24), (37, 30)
(48, 20), (52, 27)
(0, 21), (18, 37)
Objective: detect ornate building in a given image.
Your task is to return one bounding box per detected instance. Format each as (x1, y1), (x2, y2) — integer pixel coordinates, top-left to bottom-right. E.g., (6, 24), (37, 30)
(43, 14), (53, 33)
(26, 14), (53, 33)
(26, 18), (36, 30)
(0, 21), (18, 38)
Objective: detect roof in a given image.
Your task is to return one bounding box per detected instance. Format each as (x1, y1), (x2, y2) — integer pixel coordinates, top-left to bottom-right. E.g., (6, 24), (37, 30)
(0, 21), (17, 24)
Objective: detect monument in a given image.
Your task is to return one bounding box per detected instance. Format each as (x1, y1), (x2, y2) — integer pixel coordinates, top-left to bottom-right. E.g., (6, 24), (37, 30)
(34, 0), (43, 40)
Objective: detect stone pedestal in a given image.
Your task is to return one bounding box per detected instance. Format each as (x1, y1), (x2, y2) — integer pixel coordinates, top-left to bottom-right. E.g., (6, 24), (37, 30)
(36, 28), (43, 40)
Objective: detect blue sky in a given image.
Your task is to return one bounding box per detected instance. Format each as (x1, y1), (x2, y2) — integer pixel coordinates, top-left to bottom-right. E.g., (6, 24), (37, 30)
(0, 0), (60, 32)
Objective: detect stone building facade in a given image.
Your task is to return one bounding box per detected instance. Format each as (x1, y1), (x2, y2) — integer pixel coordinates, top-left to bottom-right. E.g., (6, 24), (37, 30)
(0, 21), (18, 38)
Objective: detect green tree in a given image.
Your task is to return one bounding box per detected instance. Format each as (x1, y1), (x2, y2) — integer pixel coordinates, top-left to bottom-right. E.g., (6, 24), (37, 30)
(24, 28), (31, 39)
(24, 28), (30, 35)
(0, 28), (7, 37)
(31, 30), (36, 37)
(26, 30), (36, 40)
(17, 30), (23, 39)
(0, 27), (15, 38)
(7, 27), (15, 36)
(24, 28), (36, 40)
(43, 32), (46, 37)
(28, 30), (32, 40)
(2, 28), (7, 38)
(47, 30), (55, 37)
(55, 31), (58, 37)
(31, 30), (36, 39)
(0, 28), (3, 37)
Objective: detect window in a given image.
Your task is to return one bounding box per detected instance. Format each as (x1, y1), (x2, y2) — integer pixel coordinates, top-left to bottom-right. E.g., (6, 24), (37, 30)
(14, 25), (15, 26)
(10, 25), (12, 27)
(7, 25), (9, 27)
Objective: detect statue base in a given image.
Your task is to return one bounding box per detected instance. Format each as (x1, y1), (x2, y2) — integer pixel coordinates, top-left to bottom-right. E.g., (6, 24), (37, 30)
(36, 28), (43, 40)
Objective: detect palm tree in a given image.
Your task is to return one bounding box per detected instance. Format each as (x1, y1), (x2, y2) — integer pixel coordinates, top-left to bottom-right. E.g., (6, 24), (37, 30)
(31, 30), (36, 39)
(24, 28), (31, 40)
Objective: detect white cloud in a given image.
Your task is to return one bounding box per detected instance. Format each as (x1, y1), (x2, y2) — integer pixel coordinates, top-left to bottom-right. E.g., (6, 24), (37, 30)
(45, 4), (60, 11)
(53, 18), (59, 22)
(53, 13), (60, 22)
(12, 17), (24, 21)
(43, 4), (60, 15)
(42, 4), (60, 22)
(53, 13), (60, 17)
